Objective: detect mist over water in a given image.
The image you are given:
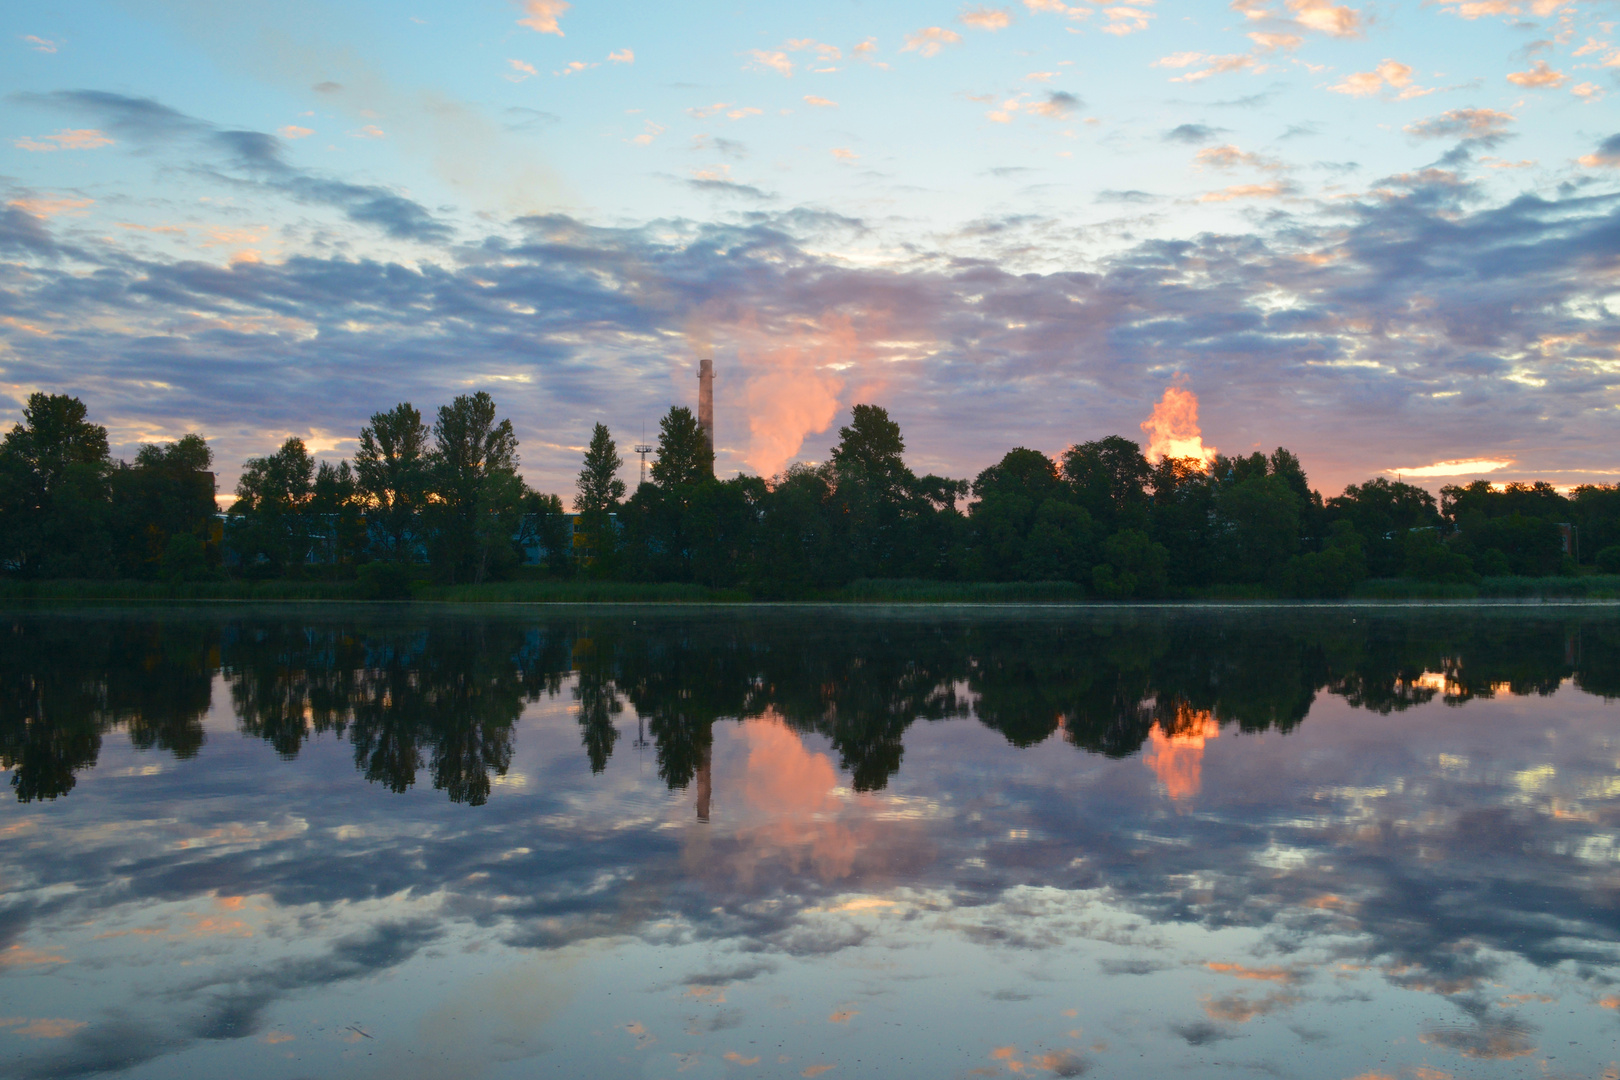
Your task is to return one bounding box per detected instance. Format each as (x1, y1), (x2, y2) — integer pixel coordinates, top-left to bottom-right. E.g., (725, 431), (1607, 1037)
(3, 606), (1619, 1079)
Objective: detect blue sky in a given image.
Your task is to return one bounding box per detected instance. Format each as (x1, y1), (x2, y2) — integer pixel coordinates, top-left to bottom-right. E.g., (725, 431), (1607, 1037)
(2, 0), (1618, 498)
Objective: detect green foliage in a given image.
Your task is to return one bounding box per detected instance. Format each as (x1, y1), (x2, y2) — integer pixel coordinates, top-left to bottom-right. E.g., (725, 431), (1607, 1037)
(575, 422), (625, 572)
(357, 560), (413, 599)
(161, 532), (213, 583)
(427, 392), (522, 584)
(1092, 528), (1169, 599)
(1062, 436), (1151, 531)
(1401, 529), (1478, 584)
(228, 437), (315, 575)
(1281, 522), (1367, 598)
(969, 449), (1093, 582)
(0, 393), (115, 577)
(355, 403), (430, 562)
(1595, 545), (1620, 574)
(1214, 475), (1301, 582)
(648, 406), (713, 489)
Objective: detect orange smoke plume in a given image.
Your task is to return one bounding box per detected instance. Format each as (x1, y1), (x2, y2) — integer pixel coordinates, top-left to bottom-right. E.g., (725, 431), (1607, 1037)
(1140, 383), (1217, 467)
(738, 312), (868, 477)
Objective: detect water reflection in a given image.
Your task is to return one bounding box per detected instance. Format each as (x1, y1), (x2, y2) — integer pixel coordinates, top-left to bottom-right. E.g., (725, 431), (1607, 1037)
(1, 606), (1619, 1079)
(5, 608), (1617, 804)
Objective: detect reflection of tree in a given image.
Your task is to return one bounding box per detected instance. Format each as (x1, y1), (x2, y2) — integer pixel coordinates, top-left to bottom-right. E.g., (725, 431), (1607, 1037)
(224, 619), (566, 804)
(4, 609), (1617, 802)
(0, 617), (215, 801)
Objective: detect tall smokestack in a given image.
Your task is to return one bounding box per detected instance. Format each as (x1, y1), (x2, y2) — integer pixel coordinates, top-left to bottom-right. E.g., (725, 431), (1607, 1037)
(697, 357), (714, 469)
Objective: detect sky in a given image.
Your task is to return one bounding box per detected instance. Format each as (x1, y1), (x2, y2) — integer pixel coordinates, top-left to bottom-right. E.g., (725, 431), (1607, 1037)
(2, 0), (1618, 501)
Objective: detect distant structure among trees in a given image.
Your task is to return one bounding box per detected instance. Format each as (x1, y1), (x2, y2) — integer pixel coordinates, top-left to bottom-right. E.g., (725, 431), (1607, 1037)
(2, 389), (1618, 597)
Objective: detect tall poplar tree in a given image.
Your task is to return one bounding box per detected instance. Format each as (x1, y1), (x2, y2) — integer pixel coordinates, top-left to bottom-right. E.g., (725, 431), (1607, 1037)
(355, 403), (429, 562)
(576, 422), (624, 569)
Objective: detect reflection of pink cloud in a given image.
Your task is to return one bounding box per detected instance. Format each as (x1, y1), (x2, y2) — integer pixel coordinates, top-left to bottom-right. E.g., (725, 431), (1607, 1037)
(0, 946), (66, 967)
(0, 1018), (87, 1039)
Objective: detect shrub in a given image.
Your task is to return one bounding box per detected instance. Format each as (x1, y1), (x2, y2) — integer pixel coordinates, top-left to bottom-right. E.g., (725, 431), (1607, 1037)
(357, 561), (413, 600)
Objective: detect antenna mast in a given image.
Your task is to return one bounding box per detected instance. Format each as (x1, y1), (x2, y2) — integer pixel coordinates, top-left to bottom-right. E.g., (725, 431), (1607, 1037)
(633, 423), (653, 487)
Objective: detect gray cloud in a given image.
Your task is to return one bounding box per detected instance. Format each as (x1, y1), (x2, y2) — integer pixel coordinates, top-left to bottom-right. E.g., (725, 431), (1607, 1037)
(10, 90), (452, 242)
(1, 142), (1619, 496)
(1164, 123), (1224, 144)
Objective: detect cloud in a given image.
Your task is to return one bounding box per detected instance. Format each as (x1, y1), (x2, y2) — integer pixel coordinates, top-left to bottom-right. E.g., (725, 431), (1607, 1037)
(348, 124), (386, 139)
(1164, 123), (1225, 144)
(1032, 90), (1082, 118)
(746, 49), (794, 76)
(555, 60), (593, 77)
(1198, 181), (1289, 201)
(1195, 144), (1280, 171)
(1328, 59), (1426, 97)
(1248, 31), (1302, 51)
(514, 0), (569, 36)
(1386, 458), (1514, 477)
(608, 49), (634, 64)
(1286, 0), (1362, 37)
(1577, 133), (1620, 167)
(1404, 108), (1514, 145)
(961, 6), (1014, 29)
(1023, 0), (1088, 16)
(1571, 82), (1603, 101)
(830, 147), (858, 160)
(1099, 5), (1155, 35)
(506, 59), (539, 82)
(13, 128), (113, 151)
(803, 96), (838, 108)
(22, 35), (58, 53)
(688, 175), (774, 200)
(276, 124), (314, 139)
(1506, 60), (1567, 88)
(6, 196), (93, 218)
(13, 90), (451, 242)
(902, 27), (963, 57)
(1155, 53), (1255, 82)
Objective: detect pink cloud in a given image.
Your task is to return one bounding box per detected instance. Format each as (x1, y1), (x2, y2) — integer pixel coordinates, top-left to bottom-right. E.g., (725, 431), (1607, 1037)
(902, 27), (963, 57)
(1506, 60), (1567, 88)
(13, 129), (112, 152)
(514, 0), (569, 35)
(961, 6), (1013, 30)
(746, 49), (794, 76)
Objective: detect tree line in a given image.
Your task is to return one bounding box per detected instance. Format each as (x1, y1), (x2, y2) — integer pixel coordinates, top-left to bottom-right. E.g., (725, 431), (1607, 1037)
(2, 390), (1618, 596)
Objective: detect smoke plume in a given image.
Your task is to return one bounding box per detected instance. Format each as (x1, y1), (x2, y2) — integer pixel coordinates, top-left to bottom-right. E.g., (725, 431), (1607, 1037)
(1141, 383), (1217, 467)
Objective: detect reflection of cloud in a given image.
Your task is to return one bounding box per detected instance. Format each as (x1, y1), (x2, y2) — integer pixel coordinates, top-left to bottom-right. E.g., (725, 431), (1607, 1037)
(0, 1018), (87, 1039)
(1206, 962), (1298, 983)
(1171, 1019), (1234, 1045)
(1419, 1016), (1537, 1059)
(1202, 989), (1302, 1022)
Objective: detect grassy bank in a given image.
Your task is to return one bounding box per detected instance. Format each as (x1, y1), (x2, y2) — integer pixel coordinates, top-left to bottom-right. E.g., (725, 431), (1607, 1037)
(2, 574), (1618, 605)
(1351, 575), (1620, 600)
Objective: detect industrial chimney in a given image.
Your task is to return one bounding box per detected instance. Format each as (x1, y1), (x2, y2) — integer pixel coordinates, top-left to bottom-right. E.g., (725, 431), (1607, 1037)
(697, 357), (715, 468)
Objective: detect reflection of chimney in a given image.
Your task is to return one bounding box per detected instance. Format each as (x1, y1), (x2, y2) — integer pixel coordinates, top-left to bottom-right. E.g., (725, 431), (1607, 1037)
(697, 357), (714, 471)
(696, 740), (712, 823)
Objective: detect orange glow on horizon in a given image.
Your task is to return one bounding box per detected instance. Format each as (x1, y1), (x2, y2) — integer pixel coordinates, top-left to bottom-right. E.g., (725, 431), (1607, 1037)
(1140, 384), (1217, 467)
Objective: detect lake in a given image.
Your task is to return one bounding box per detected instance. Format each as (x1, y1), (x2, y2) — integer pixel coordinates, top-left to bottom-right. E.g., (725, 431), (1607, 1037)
(3, 605), (1619, 1080)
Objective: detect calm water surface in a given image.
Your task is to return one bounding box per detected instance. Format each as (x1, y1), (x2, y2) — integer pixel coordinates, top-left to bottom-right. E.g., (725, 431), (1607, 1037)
(3, 605), (1620, 1079)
